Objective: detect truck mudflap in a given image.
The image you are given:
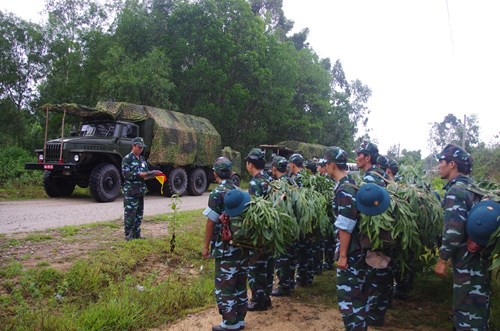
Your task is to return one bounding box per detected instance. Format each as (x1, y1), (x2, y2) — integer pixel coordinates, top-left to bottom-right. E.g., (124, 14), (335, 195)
(25, 163), (79, 172)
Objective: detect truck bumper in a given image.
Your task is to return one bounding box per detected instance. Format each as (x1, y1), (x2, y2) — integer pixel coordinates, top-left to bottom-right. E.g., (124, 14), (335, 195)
(25, 163), (79, 172)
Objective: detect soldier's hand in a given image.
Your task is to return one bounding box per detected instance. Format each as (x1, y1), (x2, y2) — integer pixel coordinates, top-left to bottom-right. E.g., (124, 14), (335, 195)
(202, 247), (211, 259)
(337, 256), (348, 270)
(434, 258), (448, 278)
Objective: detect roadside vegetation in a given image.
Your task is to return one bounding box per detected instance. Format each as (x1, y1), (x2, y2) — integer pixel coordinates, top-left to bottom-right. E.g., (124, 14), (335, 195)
(1, 209), (498, 330)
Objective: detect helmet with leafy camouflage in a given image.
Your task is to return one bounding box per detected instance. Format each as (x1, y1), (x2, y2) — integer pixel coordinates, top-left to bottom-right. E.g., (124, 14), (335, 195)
(324, 146), (348, 165)
(289, 153), (304, 166)
(436, 143), (473, 170)
(213, 157), (232, 177)
(272, 156), (288, 172)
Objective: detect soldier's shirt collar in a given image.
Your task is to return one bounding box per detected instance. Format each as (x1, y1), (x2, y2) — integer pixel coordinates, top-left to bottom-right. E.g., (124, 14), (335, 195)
(443, 174), (471, 191)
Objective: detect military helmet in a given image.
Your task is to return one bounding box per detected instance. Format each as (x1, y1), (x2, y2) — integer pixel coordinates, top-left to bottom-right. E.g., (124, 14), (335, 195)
(356, 183), (391, 216)
(323, 146), (348, 165)
(466, 200), (500, 246)
(356, 141), (379, 159)
(224, 189), (251, 217)
(272, 156), (288, 172)
(213, 157), (232, 174)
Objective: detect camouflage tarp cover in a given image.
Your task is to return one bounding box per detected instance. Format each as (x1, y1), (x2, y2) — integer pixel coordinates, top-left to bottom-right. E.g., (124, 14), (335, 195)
(277, 141), (327, 160)
(41, 102), (221, 167)
(221, 146), (242, 176)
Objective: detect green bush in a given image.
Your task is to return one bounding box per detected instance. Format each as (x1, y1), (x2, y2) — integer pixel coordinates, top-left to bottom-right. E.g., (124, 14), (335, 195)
(0, 146), (41, 186)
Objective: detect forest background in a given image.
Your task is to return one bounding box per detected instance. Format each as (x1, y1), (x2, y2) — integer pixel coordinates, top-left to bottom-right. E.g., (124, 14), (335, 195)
(0, 0), (498, 188)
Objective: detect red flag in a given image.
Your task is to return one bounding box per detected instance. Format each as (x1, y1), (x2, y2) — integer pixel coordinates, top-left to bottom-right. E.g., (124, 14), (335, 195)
(155, 173), (167, 195)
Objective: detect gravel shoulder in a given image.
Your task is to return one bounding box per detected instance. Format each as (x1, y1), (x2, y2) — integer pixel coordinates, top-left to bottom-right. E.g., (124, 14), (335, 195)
(0, 193), (208, 233)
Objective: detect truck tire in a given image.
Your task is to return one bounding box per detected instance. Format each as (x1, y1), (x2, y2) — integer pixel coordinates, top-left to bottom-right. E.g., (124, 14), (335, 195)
(43, 171), (76, 197)
(89, 163), (121, 202)
(166, 167), (187, 197)
(231, 174), (241, 187)
(187, 168), (207, 196)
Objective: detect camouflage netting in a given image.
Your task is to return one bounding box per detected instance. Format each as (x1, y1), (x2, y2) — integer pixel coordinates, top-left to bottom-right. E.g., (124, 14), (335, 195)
(277, 141), (327, 160)
(41, 102), (222, 167)
(222, 146), (242, 176)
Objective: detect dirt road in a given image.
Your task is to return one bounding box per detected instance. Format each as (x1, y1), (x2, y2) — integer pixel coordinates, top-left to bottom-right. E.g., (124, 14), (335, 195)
(0, 194), (208, 233)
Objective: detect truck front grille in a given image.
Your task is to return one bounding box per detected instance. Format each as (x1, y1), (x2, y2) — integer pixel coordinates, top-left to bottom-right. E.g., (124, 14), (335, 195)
(45, 143), (62, 162)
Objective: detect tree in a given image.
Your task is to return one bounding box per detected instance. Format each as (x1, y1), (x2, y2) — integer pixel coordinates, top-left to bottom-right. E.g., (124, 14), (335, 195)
(0, 12), (46, 146)
(428, 113), (480, 154)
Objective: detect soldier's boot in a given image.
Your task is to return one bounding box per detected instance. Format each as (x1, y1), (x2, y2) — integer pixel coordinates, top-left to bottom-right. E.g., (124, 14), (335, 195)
(212, 325), (242, 331)
(125, 231), (134, 241)
(133, 230), (145, 239)
(247, 296), (269, 311)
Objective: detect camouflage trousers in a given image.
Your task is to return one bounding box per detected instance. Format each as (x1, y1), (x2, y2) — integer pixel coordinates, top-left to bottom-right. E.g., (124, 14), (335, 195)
(311, 235), (324, 275)
(323, 234), (335, 270)
(337, 249), (369, 331)
(274, 245), (295, 292)
(215, 248), (249, 329)
(366, 262), (393, 326)
(393, 250), (416, 297)
(123, 195), (144, 238)
(451, 247), (491, 331)
(248, 250), (274, 303)
(296, 238), (314, 285)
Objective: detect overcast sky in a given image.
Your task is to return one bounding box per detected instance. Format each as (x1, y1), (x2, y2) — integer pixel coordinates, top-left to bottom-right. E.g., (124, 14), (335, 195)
(2, 0), (499, 156)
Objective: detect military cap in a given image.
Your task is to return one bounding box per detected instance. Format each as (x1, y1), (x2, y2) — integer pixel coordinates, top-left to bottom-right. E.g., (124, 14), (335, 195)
(245, 148), (265, 161)
(289, 153), (304, 165)
(132, 137), (147, 148)
(305, 159), (318, 173)
(436, 143), (472, 167)
(272, 156), (288, 172)
(323, 146), (348, 165)
(376, 155), (390, 171)
(224, 189), (251, 217)
(356, 141), (379, 156)
(317, 158), (327, 167)
(213, 157), (232, 172)
(466, 200), (499, 246)
(356, 183), (391, 216)
(387, 158), (399, 174)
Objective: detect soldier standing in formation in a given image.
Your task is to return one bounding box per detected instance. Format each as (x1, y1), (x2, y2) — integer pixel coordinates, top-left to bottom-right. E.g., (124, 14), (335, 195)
(121, 137), (160, 241)
(434, 144), (492, 331)
(271, 156), (296, 297)
(324, 146), (370, 330)
(245, 148), (274, 311)
(202, 157), (249, 331)
(355, 141), (392, 327)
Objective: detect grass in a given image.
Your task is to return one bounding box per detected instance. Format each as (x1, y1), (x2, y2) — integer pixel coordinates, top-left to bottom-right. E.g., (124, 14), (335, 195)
(0, 210), (214, 330)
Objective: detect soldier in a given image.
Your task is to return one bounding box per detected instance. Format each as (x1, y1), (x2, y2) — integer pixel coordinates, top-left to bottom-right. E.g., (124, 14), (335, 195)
(289, 153), (315, 286)
(385, 157), (399, 181)
(355, 140), (392, 326)
(324, 146), (368, 331)
(317, 158), (336, 270)
(121, 137), (160, 240)
(271, 156), (296, 296)
(202, 157), (249, 331)
(245, 148), (274, 311)
(434, 143), (492, 331)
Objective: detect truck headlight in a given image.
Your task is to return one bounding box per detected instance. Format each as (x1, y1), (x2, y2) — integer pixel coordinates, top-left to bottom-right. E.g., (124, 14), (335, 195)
(38, 154), (44, 162)
(73, 154), (80, 162)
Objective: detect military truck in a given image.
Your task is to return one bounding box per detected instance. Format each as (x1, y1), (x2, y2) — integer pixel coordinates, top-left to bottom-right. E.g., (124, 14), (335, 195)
(25, 102), (241, 202)
(259, 140), (327, 170)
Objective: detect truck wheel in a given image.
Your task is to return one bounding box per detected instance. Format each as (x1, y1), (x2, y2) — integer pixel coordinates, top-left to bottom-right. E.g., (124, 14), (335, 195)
(231, 174), (241, 187)
(89, 163), (121, 202)
(166, 168), (187, 197)
(187, 168), (207, 196)
(43, 171), (76, 197)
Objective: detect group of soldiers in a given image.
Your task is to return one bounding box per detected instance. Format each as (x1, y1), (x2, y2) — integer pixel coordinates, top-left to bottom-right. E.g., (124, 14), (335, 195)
(120, 136), (494, 331)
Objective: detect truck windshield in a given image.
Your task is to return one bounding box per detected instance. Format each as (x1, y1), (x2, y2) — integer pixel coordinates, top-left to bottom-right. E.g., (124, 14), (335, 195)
(80, 123), (116, 137)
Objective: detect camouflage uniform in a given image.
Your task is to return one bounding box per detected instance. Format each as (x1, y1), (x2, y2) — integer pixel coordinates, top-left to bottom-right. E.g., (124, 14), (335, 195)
(204, 178), (249, 330)
(292, 168), (315, 286)
(440, 173), (491, 331)
(273, 172), (297, 295)
(357, 142), (392, 326)
(247, 169), (274, 308)
(121, 142), (149, 240)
